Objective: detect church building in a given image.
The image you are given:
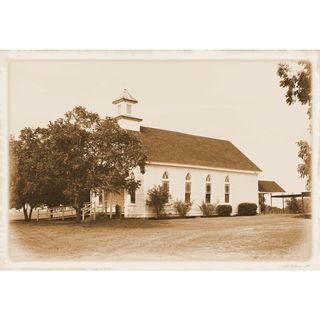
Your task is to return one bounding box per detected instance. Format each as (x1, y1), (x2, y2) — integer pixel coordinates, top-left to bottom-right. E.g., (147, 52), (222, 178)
(90, 90), (262, 217)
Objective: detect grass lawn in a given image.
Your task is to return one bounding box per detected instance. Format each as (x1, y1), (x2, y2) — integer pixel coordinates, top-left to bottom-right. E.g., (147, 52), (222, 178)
(9, 214), (311, 262)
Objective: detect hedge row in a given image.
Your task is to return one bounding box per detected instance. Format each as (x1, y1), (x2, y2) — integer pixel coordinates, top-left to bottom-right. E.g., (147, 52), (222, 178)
(216, 202), (258, 217)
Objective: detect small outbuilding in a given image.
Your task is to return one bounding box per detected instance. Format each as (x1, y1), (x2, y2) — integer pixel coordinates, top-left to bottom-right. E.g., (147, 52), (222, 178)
(258, 180), (285, 212)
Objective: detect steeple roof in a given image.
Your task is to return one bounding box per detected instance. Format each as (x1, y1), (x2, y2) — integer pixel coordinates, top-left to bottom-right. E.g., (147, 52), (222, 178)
(112, 89), (138, 104)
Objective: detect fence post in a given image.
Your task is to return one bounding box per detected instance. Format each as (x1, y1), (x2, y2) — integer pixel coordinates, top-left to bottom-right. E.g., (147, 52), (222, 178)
(82, 208), (85, 221)
(62, 207), (65, 221)
(37, 208), (39, 222)
(93, 204), (96, 221)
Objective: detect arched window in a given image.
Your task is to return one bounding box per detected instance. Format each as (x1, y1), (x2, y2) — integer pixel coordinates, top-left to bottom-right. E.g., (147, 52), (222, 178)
(224, 176), (230, 203)
(162, 171), (170, 203)
(162, 171), (169, 180)
(129, 172), (136, 204)
(205, 175), (211, 203)
(126, 103), (132, 114)
(162, 171), (169, 190)
(185, 173), (191, 203)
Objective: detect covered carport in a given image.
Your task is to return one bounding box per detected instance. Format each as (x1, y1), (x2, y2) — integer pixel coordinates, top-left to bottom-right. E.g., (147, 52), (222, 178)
(258, 180), (285, 213)
(271, 191), (311, 213)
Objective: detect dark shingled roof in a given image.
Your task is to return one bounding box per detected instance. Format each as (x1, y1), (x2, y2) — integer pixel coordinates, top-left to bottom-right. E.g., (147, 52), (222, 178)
(139, 126), (261, 172)
(258, 180), (285, 193)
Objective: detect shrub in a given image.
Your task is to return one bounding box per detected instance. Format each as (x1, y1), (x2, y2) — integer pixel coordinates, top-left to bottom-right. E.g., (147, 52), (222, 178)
(285, 197), (302, 213)
(216, 204), (232, 216)
(238, 202), (258, 216)
(173, 200), (193, 217)
(199, 201), (216, 216)
(146, 185), (171, 218)
(265, 205), (283, 214)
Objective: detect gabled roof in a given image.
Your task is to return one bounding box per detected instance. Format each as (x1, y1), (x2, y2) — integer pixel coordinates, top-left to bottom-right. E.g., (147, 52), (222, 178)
(112, 89), (138, 104)
(139, 126), (262, 172)
(258, 180), (285, 193)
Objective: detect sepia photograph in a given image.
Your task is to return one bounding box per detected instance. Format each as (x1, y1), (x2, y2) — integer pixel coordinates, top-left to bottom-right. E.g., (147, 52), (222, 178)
(0, 51), (317, 268)
(2, 2), (320, 320)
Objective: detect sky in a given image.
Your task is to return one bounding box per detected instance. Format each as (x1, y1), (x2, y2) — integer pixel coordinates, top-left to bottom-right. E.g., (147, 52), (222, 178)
(8, 59), (311, 200)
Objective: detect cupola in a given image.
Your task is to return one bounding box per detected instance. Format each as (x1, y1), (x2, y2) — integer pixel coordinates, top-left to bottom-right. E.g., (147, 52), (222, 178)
(112, 89), (142, 131)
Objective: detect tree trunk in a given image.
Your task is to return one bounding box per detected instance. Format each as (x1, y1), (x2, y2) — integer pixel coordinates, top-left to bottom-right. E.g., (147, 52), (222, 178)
(28, 206), (34, 221)
(75, 207), (82, 222)
(73, 194), (82, 222)
(22, 204), (29, 221)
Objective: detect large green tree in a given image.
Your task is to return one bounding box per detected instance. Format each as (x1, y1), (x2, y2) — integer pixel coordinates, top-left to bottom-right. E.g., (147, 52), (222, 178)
(44, 106), (147, 220)
(10, 106), (148, 221)
(277, 61), (311, 190)
(9, 128), (65, 221)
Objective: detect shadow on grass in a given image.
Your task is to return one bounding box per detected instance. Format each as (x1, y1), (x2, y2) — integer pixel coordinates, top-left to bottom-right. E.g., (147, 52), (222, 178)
(9, 217), (176, 229)
(292, 213), (311, 219)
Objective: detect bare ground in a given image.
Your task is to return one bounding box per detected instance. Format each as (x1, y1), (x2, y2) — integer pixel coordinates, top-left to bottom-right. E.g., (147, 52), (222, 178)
(8, 214), (311, 262)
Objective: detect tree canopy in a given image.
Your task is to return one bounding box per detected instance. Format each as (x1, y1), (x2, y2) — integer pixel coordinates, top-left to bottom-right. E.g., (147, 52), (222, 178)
(9, 127), (65, 221)
(10, 106), (148, 221)
(277, 61), (311, 190)
(277, 61), (311, 117)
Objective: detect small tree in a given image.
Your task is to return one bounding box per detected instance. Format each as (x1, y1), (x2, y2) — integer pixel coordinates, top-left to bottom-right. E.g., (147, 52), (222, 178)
(146, 185), (170, 218)
(259, 194), (266, 213)
(286, 197), (301, 213)
(173, 200), (193, 217)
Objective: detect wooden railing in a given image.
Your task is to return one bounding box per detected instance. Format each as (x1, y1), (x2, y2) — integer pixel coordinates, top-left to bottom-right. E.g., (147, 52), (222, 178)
(34, 203), (95, 222)
(81, 202), (92, 221)
(35, 206), (76, 221)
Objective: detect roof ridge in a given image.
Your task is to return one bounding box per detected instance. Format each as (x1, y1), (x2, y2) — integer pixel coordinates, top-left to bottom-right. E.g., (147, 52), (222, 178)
(140, 126), (231, 143)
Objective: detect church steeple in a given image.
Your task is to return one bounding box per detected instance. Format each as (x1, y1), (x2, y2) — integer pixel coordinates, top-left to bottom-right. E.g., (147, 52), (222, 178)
(112, 89), (142, 131)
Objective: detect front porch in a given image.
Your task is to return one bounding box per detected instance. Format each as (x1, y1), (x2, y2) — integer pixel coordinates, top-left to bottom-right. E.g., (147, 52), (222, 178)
(85, 189), (126, 221)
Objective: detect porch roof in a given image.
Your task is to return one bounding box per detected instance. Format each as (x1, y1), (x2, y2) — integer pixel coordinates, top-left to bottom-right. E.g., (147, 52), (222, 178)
(258, 180), (285, 193)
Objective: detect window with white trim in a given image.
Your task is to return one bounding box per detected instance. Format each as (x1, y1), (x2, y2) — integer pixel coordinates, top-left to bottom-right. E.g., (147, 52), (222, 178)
(205, 174), (211, 203)
(224, 176), (230, 203)
(185, 173), (191, 203)
(162, 171), (169, 203)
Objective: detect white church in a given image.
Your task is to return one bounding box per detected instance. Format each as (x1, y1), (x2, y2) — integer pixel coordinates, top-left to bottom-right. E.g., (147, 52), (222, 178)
(90, 89), (262, 218)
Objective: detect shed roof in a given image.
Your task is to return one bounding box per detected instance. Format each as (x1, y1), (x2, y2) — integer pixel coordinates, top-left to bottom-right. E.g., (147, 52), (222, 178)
(139, 126), (262, 172)
(258, 180), (285, 193)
